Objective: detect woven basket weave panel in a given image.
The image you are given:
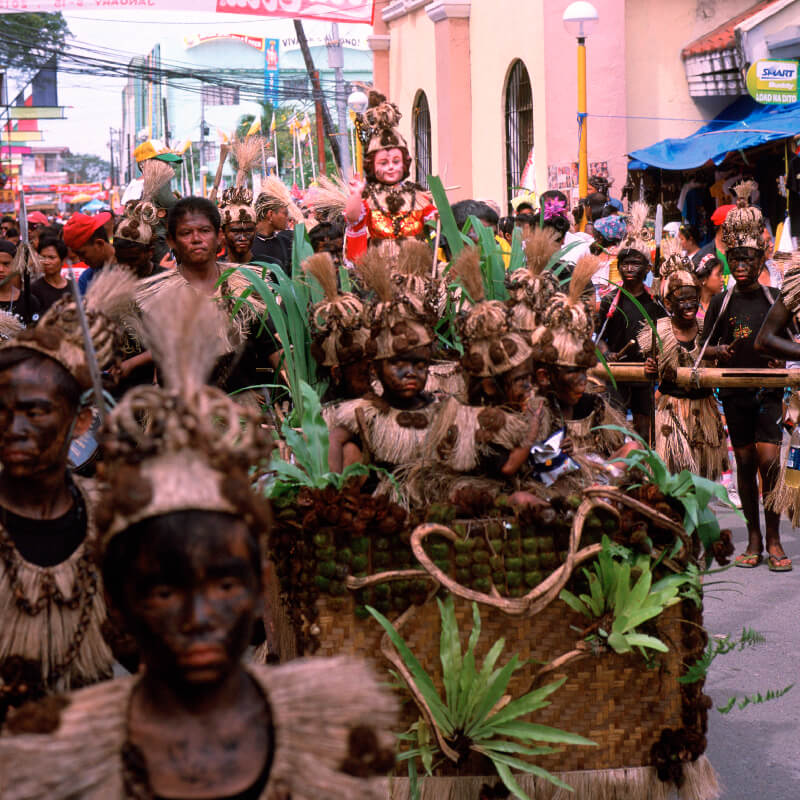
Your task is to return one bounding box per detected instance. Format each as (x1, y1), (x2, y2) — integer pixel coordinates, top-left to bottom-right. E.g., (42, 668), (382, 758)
(310, 594), (684, 773)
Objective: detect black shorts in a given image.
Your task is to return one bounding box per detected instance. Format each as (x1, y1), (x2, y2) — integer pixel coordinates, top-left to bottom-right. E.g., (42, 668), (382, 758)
(721, 390), (783, 448)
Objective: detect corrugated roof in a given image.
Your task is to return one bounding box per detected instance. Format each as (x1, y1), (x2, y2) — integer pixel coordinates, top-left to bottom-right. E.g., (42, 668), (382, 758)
(681, 0), (782, 58)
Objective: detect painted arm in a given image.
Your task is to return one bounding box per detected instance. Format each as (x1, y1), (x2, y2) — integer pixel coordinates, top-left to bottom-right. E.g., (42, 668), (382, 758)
(755, 297), (800, 360)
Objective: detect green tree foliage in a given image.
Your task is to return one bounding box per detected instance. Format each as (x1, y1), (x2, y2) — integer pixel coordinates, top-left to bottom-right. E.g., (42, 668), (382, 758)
(0, 14), (69, 77)
(61, 153), (111, 184)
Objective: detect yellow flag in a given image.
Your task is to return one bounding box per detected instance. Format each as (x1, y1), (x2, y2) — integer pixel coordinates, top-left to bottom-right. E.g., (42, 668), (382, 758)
(300, 113), (312, 142)
(179, 138), (192, 154)
(247, 117), (261, 137)
(270, 114), (277, 133)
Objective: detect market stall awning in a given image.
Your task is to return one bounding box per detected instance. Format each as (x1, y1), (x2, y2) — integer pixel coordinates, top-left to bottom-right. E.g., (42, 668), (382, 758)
(628, 96), (800, 170)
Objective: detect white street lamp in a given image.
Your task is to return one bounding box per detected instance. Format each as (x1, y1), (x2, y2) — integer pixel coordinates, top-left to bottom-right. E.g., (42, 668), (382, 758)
(562, 1), (598, 39)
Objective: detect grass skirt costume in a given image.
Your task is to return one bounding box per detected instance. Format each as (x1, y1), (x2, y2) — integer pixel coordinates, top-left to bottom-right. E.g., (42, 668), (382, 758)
(637, 317), (728, 480)
(0, 658), (396, 800)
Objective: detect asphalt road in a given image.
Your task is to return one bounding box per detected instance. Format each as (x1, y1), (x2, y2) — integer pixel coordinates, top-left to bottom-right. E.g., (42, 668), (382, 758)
(703, 506), (800, 799)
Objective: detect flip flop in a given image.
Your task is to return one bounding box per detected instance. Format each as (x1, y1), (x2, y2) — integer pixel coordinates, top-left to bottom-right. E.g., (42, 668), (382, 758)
(767, 553), (793, 572)
(734, 552), (762, 568)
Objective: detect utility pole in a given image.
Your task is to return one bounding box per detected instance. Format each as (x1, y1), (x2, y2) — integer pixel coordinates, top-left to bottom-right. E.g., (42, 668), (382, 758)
(293, 20), (341, 170)
(328, 23), (351, 176)
(312, 70), (327, 173)
(108, 127), (116, 186)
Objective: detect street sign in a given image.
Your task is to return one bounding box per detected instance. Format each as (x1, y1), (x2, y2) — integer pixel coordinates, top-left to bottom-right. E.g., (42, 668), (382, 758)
(746, 59), (798, 104)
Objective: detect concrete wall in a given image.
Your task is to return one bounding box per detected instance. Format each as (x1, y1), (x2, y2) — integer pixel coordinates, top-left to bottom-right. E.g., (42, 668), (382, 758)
(624, 0), (756, 153)
(469, 0), (548, 206)
(385, 6), (440, 186)
(542, 0), (628, 194)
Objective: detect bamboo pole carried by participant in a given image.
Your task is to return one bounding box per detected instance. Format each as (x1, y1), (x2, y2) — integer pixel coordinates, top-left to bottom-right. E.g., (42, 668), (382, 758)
(591, 363), (800, 388)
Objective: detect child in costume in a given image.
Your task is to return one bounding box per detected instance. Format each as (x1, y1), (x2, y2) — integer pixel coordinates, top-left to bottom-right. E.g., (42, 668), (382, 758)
(0, 286), (397, 800)
(639, 238), (727, 480)
(530, 256), (634, 484)
(700, 181), (789, 571)
(344, 91), (436, 265)
(326, 249), (439, 477)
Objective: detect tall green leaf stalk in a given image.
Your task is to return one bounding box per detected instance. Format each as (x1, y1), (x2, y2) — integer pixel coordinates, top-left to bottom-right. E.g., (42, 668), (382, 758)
(369, 595), (595, 799)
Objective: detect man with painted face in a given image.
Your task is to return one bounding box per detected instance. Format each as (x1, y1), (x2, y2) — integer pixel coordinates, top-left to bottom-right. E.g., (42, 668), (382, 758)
(0, 287), (397, 800)
(596, 202), (667, 441)
(700, 183), (790, 572)
(0, 266), (136, 725)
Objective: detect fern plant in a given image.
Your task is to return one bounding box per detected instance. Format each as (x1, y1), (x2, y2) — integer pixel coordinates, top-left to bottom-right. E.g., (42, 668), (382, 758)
(369, 595), (595, 799)
(559, 536), (700, 657)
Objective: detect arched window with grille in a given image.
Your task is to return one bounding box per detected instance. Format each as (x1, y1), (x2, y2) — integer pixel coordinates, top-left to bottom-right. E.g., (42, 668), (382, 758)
(413, 91), (432, 188)
(504, 60), (533, 205)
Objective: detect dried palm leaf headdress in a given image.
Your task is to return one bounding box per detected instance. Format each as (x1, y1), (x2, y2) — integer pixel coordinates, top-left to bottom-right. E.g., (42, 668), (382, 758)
(255, 175), (307, 226)
(1, 266), (137, 389)
(506, 227), (561, 337)
(530, 254), (601, 368)
(0, 308), (23, 341)
(305, 174), (349, 222)
(357, 247), (433, 360)
(96, 282), (272, 548)
(391, 238), (443, 314)
(617, 201), (653, 265)
(219, 136), (263, 226)
(453, 246), (531, 378)
(721, 180), (765, 251)
(305, 252), (370, 368)
(115, 159), (175, 245)
(659, 236), (698, 302)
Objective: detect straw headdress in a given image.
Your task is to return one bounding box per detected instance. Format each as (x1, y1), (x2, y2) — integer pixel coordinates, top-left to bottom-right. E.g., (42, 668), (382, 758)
(2, 266), (137, 389)
(255, 175), (306, 225)
(356, 90), (408, 156)
(0, 308), (23, 340)
(658, 235), (698, 302)
(530, 254), (601, 368)
(780, 250), (800, 313)
(95, 282), (272, 548)
(357, 247), (433, 360)
(506, 227), (561, 337)
(452, 246), (532, 378)
(306, 174), (349, 222)
(617, 201), (653, 264)
(305, 252), (370, 367)
(721, 180), (765, 251)
(114, 159), (174, 245)
(218, 135), (263, 226)
(391, 238), (443, 313)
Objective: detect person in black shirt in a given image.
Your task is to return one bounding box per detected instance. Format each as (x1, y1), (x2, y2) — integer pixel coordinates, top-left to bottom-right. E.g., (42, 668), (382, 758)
(0, 239), (40, 326)
(251, 190), (292, 270)
(597, 214), (666, 441)
(700, 181), (790, 571)
(31, 236), (70, 314)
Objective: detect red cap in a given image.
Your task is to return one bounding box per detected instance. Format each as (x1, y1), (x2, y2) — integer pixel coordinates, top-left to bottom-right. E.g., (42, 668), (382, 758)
(710, 204), (735, 226)
(63, 212), (111, 250)
(28, 211), (48, 226)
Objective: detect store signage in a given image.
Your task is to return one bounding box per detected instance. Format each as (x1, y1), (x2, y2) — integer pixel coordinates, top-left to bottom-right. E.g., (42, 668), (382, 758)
(746, 59), (798, 105)
(0, 1), (375, 24)
(185, 33), (266, 51)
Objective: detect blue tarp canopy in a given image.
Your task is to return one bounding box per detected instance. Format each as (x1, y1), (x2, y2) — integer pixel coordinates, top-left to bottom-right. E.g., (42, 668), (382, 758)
(628, 96), (800, 171)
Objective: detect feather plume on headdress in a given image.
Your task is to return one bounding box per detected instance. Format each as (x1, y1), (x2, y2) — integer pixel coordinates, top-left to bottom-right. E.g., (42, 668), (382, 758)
(452, 246), (532, 378)
(305, 253), (369, 368)
(506, 228), (561, 337)
(530, 254), (600, 368)
(617, 200), (653, 265)
(305, 174), (349, 221)
(230, 135), (264, 187)
(140, 158), (175, 202)
(721, 180), (764, 251)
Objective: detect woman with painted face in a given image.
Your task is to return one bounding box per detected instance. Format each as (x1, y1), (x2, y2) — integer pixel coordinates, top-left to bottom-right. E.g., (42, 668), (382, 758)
(596, 202), (667, 442)
(0, 287), (397, 800)
(700, 182), (790, 572)
(343, 91), (436, 265)
(638, 240), (727, 480)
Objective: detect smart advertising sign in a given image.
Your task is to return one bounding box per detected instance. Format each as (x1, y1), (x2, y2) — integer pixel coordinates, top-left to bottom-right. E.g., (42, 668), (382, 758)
(746, 59), (799, 105)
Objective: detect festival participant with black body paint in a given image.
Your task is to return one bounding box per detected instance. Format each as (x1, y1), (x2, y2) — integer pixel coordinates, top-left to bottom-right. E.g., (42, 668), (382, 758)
(0, 287), (397, 800)
(0, 266), (136, 724)
(700, 182), (790, 572)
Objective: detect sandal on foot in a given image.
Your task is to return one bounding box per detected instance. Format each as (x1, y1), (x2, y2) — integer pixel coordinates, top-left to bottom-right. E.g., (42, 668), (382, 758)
(767, 553), (793, 572)
(734, 553), (762, 568)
